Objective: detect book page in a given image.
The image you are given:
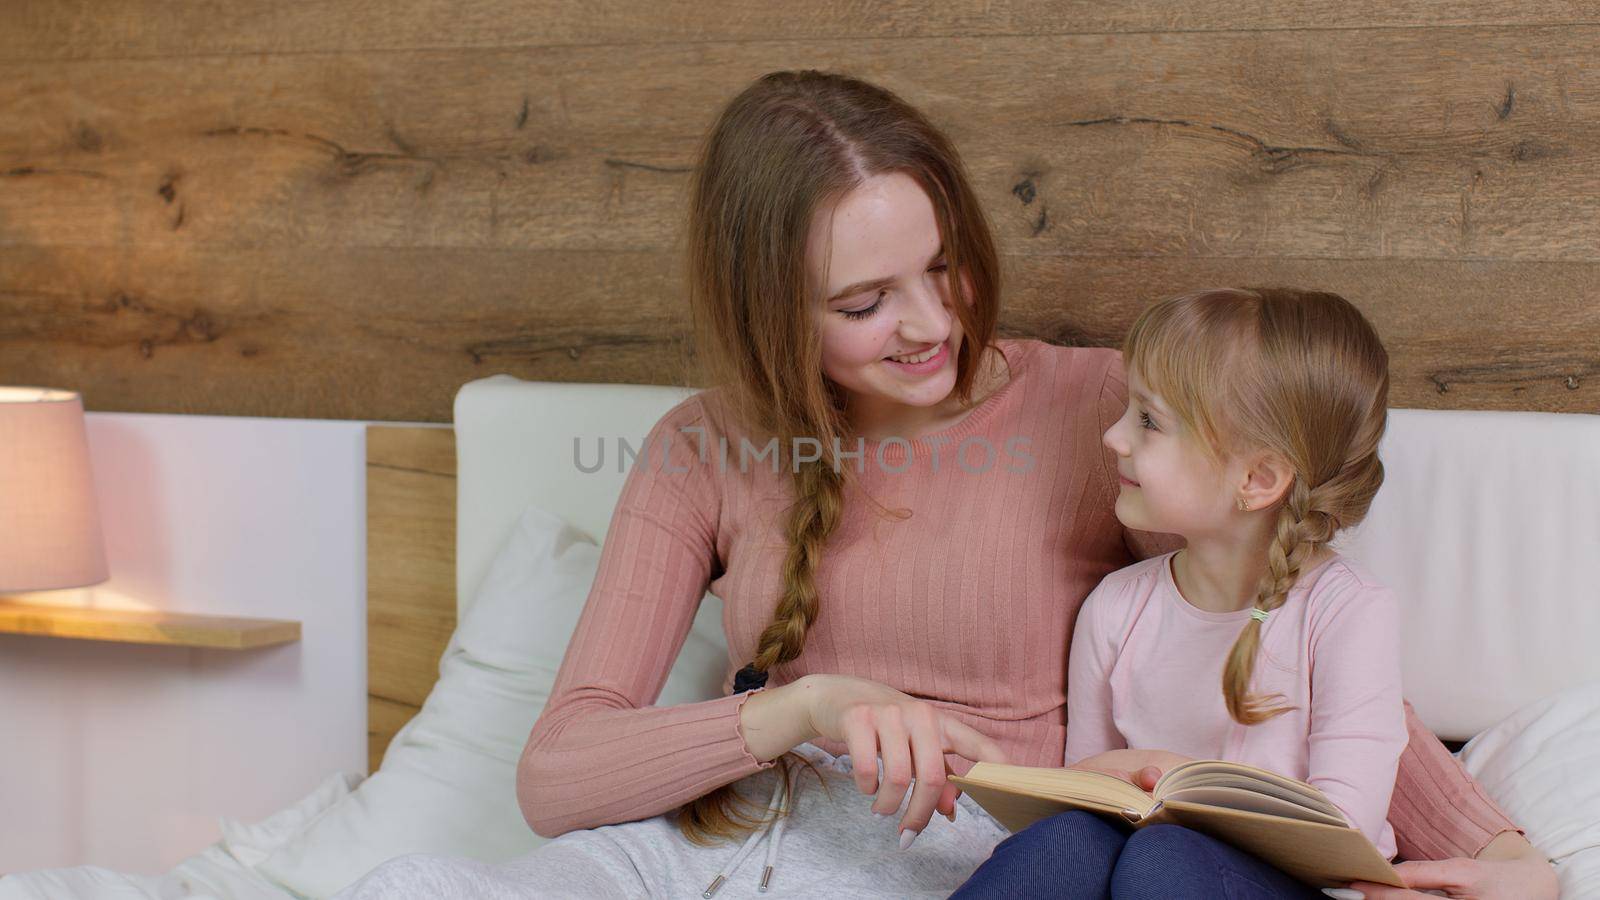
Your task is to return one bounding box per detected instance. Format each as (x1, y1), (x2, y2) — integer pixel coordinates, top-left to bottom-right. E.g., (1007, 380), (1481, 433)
(1157, 785), (1348, 827)
(952, 762), (1155, 816)
(1155, 760), (1344, 821)
(950, 782), (1140, 834)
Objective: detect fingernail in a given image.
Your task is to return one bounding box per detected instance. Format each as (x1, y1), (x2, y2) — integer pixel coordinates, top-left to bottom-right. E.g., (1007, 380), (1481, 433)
(1321, 890), (1364, 900)
(943, 809), (957, 823)
(872, 811), (887, 819)
(899, 829), (920, 850)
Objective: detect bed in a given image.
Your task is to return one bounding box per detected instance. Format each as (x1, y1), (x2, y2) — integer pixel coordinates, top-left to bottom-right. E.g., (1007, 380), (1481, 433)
(3, 372), (1598, 898)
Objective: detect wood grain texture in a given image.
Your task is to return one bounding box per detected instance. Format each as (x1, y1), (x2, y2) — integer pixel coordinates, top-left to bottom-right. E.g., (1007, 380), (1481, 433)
(1000, 255), (1600, 413)
(2, 10), (1597, 419)
(0, 245), (695, 420)
(0, 597), (301, 648)
(4, 29), (1596, 259)
(2, 246), (1593, 417)
(7, 1), (1599, 61)
(366, 424), (457, 773)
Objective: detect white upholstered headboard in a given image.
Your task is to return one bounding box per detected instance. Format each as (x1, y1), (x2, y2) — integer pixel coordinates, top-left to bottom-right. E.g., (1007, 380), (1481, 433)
(453, 374), (696, 614)
(453, 373), (1600, 742)
(1328, 407), (1600, 740)
(452, 375), (728, 707)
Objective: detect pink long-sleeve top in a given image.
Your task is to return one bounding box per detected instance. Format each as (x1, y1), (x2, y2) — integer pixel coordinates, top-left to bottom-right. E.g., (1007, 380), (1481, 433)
(1065, 550), (1406, 857)
(516, 337), (1520, 860)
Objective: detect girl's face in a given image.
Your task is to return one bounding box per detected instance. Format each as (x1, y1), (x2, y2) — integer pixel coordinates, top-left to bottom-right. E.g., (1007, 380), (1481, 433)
(807, 171), (970, 425)
(1102, 367), (1240, 539)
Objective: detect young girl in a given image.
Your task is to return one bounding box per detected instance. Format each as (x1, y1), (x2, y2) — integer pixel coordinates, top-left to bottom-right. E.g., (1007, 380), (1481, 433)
(955, 286), (1406, 899)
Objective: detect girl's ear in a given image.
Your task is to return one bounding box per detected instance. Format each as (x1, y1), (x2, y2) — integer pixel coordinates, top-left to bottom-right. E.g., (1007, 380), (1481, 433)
(1237, 451), (1296, 511)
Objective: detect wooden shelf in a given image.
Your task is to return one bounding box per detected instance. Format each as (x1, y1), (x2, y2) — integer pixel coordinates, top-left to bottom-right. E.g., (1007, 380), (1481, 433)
(0, 598), (301, 649)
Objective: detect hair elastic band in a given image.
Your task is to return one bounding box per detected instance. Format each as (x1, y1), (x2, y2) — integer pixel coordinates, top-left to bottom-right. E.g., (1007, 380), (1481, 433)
(1250, 608), (1270, 623)
(734, 663), (769, 693)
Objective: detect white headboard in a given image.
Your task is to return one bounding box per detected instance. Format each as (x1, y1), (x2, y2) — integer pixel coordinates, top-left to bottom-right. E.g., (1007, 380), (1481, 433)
(453, 374), (696, 616)
(1329, 407), (1600, 740)
(454, 373), (1600, 741)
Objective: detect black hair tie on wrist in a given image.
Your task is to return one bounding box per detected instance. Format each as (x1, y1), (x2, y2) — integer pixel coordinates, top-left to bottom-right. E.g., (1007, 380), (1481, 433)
(733, 663), (768, 693)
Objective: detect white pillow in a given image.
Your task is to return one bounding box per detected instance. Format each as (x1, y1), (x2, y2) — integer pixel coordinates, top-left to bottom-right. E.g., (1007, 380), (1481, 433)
(253, 504), (729, 898)
(1457, 679), (1600, 897)
(219, 770), (364, 868)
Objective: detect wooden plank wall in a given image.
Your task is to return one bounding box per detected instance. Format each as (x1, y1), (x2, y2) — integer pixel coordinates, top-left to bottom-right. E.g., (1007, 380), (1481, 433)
(4, 2), (1598, 421)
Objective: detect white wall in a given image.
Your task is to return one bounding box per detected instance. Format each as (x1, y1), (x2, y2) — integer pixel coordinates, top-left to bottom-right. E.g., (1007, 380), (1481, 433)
(0, 412), (372, 875)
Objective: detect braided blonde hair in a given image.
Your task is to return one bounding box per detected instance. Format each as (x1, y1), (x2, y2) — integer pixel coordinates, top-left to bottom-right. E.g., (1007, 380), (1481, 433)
(1123, 287), (1390, 725)
(676, 70), (1003, 843)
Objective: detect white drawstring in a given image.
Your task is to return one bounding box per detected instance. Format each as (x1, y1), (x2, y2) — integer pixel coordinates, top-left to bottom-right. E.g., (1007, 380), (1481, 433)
(701, 777), (788, 898)
(699, 746), (864, 898)
(758, 777), (790, 892)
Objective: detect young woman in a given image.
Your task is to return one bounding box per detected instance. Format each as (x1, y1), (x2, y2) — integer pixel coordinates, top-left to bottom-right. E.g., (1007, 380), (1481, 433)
(334, 71), (1555, 900)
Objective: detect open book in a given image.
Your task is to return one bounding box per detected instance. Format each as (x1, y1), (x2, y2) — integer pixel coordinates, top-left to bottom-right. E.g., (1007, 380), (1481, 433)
(948, 759), (1403, 888)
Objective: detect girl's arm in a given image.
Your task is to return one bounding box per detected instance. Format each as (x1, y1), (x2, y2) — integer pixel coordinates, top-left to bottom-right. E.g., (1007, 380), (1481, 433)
(515, 396), (775, 838)
(1064, 581), (1127, 766)
(1306, 580), (1409, 853)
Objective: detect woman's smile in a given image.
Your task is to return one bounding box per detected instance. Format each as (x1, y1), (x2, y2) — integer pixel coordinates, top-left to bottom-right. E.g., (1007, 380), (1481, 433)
(883, 339), (951, 375)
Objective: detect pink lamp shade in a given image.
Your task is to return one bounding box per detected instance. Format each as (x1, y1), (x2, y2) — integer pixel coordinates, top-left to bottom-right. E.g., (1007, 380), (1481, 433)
(0, 387), (110, 593)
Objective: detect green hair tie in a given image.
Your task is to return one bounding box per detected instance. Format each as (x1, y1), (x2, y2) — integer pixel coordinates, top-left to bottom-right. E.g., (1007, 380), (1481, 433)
(1250, 608), (1270, 623)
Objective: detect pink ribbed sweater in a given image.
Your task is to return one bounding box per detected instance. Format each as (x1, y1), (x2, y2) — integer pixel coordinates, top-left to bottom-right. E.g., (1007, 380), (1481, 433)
(516, 338), (1518, 861)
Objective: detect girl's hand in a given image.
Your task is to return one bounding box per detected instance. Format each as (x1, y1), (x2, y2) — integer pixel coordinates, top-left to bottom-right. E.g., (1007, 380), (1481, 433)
(1341, 832), (1558, 899)
(798, 673), (1008, 841)
(1069, 748), (1194, 791)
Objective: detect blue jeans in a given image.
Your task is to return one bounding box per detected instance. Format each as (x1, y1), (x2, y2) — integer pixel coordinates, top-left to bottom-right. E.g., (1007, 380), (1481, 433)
(951, 810), (1322, 899)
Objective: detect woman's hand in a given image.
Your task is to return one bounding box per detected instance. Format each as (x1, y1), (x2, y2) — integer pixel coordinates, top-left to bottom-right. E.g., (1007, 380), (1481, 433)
(1069, 748), (1194, 791)
(796, 673), (1008, 842)
(1337, 832), (1557, 899)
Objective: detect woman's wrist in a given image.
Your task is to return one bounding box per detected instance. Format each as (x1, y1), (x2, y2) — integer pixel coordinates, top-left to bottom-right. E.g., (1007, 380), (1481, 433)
(1472, 826), (1561, 896)
(1474, 829), (1545, 863)
(737, 674), (823, 762)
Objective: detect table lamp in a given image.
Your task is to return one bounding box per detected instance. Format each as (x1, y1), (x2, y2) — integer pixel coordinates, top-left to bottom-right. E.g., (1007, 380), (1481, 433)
(0, 389), (300, 648)
(0, 387), (109, 594)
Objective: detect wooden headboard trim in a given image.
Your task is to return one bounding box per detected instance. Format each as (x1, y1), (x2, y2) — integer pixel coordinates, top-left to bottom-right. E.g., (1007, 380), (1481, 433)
(365, 424), (458, 774)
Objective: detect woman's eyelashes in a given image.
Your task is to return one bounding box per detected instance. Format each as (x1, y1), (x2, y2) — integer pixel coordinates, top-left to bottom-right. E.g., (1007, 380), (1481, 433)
(1138, 410), (1158, 431)
(841, 292), (885, 320)
(838, 263), (948, 320)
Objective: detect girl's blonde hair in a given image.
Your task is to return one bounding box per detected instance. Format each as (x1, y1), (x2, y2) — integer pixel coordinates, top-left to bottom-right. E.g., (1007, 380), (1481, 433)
(1123, 287), (1390, 725)
(677, 70), (1004, 843)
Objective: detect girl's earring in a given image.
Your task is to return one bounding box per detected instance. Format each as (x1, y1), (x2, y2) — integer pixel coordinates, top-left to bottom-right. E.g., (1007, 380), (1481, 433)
(1237, 497), (1251, 512)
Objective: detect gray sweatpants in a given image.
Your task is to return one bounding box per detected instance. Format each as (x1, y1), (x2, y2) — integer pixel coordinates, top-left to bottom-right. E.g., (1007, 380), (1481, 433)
(331, 743), (1011, 899)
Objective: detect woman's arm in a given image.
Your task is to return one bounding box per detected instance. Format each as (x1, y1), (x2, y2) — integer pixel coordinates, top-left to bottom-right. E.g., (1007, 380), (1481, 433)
(744, 672), (1009, 845)
(515, 397), (1008, 843)
(515, 397), (774, 838)
(1388, 699), (1524, 861)
(1345, 831), (1558, 899)
(1339, 676), (1555, 897)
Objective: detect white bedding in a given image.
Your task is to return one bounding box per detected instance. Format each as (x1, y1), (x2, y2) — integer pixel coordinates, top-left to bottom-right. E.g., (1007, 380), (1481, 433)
(0, 771), (360, 900)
